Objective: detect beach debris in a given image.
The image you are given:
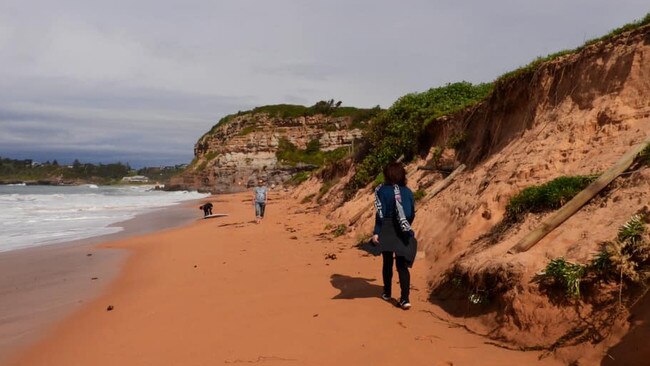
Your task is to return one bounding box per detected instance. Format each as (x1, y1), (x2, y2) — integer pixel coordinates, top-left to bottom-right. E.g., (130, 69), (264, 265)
(86, 253), (93, 257)
(325, 253), (337, 260)
(194, 265), (198, 268)
(106, 305), (114, 311)
(290, 236), (298, 240)
(91, 277), (98, 280)
(414, 335), (441, 343)
(313, 313), (319, 317)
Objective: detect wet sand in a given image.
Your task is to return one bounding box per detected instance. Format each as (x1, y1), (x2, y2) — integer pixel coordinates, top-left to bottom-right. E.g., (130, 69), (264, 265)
(0, 200), (203, 363)
(5, 192), (561, 365)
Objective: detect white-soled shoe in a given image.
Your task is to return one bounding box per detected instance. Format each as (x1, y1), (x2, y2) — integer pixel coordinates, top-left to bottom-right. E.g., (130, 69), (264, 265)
(398, 299), (411, 310)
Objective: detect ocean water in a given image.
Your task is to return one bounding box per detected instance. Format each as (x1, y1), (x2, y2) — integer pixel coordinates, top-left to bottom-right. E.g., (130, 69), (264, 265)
(0, 185), (209, 252)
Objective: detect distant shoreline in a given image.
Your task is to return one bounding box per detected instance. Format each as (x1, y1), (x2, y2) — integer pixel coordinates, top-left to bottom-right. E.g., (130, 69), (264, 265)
(0, 180), (163, 187)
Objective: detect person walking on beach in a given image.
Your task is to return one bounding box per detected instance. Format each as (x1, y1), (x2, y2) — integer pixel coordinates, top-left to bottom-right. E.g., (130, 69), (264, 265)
(372, 162), (416, 310)
(253, 179), (268, 224)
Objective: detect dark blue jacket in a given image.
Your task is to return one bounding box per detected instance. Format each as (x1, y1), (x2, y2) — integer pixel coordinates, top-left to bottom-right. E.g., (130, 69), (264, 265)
(373, 184), (415, 235)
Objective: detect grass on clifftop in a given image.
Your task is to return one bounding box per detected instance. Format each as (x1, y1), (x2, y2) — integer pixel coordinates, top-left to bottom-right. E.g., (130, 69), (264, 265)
(348, 82), (493, 190)
(496, 12), (650, 85)
(204, 101), (382, 137)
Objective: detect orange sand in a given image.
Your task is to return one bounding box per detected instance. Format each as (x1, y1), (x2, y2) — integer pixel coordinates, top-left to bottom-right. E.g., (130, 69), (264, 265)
(7, 192), (561, 366)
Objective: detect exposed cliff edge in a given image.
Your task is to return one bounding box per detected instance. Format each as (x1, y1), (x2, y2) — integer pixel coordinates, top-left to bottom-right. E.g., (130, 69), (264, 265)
(293, 20), (650, 364)
(171, 103), (379, 192)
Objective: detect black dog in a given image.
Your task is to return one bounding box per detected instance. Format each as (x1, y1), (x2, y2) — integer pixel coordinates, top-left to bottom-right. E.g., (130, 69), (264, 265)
(199, 202), (213, 217)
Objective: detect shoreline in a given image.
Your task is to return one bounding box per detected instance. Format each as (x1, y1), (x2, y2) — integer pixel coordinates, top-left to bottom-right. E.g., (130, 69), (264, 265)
(5, 191), (560, 366)
(0, 197), (209, 363)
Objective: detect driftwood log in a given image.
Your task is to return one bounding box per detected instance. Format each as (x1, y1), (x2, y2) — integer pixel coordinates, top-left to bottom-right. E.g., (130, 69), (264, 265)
(508, 137), (650, 254)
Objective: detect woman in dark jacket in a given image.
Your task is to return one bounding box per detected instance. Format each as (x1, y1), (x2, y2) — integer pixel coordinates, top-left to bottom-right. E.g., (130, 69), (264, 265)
(372, 162), (415, 310)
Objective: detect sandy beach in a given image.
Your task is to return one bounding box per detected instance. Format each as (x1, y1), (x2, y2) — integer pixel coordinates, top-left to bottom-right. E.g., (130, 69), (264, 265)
(4, 191), (561, 366)
(0, 200), (201, 364)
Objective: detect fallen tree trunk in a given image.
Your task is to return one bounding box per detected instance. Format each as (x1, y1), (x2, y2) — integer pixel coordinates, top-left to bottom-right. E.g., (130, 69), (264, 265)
(508, 137), (650, 254)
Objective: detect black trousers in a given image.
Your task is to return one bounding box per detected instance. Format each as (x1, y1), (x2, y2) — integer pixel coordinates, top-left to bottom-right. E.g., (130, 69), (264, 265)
(382, 251), (410, 301)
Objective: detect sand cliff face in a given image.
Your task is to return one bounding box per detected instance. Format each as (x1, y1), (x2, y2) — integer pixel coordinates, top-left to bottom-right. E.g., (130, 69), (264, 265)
(295, 24), (650, 363)
(172, 113), (363, 192)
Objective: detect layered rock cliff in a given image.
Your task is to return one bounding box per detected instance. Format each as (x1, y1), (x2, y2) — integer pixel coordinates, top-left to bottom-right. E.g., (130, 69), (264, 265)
(171, 106), (374, 192)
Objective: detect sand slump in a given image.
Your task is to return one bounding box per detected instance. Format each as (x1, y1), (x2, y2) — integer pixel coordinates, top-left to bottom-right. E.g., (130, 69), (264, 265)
(299, 23), (650, 364)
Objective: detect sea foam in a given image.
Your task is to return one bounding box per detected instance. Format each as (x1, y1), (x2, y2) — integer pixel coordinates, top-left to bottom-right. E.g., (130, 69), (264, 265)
(0, 185), (208, 252)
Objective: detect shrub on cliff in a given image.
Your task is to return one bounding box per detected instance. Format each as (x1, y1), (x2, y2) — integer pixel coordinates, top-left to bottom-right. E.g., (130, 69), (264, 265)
(276, 138), (349, 167)
(537, 210), (650, 300)
(347, 82), (493, 190)
(505, 175), (597, 223)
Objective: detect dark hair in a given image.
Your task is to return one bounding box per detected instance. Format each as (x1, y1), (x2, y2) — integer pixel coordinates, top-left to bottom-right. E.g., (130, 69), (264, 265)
(383, 162), (407, 186)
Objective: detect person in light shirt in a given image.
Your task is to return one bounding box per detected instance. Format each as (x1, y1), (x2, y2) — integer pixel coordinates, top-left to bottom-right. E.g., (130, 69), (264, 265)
(253, 179), (268, 224)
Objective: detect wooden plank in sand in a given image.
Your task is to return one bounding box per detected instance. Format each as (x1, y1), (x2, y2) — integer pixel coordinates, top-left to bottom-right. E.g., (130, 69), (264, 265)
(508, 137), (650, 254)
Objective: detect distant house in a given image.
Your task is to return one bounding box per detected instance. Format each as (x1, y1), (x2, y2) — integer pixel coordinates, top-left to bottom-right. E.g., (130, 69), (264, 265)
(121, 175), (150, 183)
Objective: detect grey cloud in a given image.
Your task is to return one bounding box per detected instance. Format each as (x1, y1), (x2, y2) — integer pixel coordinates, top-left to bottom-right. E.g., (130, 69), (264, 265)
(255, 62), (344, 81)
(0, 0), (648, 166)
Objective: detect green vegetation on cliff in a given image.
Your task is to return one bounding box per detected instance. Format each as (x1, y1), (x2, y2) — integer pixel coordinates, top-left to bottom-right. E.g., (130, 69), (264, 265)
(538, 211), (650, 299)
(346, 13), (650, 192)
(205, 100), (382, 137)
(496, 13), (650, 85)
(276, 138), (349, 167)
(192, 13), (650, 194)
(505, 175), (597, 222)
(348, 82), (493, 190)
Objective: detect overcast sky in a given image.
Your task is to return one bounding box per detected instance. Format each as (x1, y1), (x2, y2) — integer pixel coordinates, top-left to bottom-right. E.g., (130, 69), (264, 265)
(0, 1), (648, 167)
